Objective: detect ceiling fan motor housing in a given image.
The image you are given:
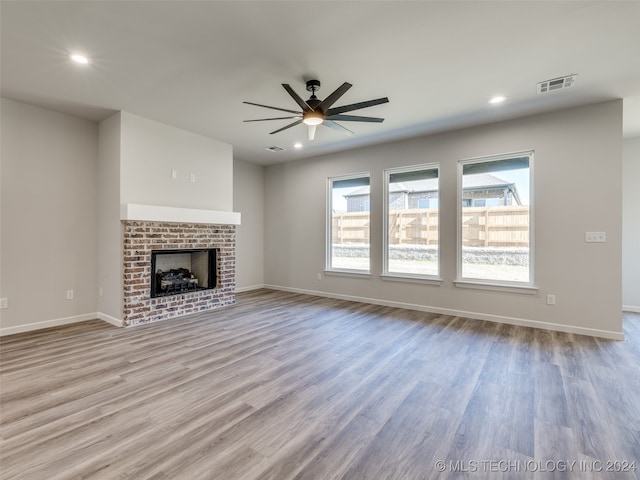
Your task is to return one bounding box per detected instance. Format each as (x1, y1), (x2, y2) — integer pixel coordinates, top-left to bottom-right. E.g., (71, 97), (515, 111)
(306, 79), (321, 93)
(307, 98), (322, 110)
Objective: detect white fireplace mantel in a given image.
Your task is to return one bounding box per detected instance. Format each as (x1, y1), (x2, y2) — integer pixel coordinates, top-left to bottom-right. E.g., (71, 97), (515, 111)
(120, 203), (241, 225)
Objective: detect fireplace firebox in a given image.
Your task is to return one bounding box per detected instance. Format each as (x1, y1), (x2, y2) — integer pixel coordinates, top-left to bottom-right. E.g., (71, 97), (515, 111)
(150, 248), (217, 298)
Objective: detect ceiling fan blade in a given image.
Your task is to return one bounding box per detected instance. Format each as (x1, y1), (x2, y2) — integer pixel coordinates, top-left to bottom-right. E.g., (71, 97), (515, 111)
(243, 101), (301, 115)
(325, 114), (384, 123)
(269, 119), (303, 135)
(323, 120), (354, 136)
(316, 82), (352, 112)
(282, 84), (312, 112)
(244, 116), (301, 122)
(308, 125), (317, 141)
(326, 97), (389, 116)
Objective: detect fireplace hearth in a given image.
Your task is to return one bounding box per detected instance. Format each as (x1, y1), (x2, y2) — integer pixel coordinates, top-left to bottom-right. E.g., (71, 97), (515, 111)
(123, 221), (235, 327)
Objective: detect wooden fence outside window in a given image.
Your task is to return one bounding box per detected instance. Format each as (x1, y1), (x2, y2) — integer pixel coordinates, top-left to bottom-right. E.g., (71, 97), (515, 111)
(331, 206), (529, 247)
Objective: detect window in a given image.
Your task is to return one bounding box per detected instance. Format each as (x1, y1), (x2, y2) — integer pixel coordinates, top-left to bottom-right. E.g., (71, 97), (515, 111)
(327, 173), (370, 273)
(418, 198), (439, 209)
(458, 152), (533, 286)
(384, 164), (439, 278)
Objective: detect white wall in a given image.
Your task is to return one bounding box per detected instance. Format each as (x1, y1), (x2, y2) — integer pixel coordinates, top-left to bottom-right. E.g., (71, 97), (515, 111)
(0, 98), (99, 334)
(1, 102), (237, 334)
(98, 112), (123, 323)
(623, 137), (640, 312)
(0, 97), (624, 337)
(233, 159), (264, 291)
(264, 100), (623, 339)
(120, 112), (233, 211)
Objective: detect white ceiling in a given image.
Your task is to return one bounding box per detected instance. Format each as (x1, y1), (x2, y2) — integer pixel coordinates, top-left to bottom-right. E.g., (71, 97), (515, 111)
(2, 1), (640, 166)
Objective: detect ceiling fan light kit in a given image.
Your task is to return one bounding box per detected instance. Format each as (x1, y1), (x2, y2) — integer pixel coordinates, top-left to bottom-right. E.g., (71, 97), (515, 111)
(302, 111), (324, 126)
(243, 79), (389, 140)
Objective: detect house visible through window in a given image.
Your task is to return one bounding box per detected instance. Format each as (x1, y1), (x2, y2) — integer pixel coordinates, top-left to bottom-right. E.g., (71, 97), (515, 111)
(418, 198), (439, 209)
(458, 152), (533, 285)
(327, 173), (371, 272)
(383, 164), (440, 278)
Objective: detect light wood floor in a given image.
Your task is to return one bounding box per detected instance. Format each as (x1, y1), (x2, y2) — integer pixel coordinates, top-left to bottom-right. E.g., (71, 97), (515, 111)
(1, 290), (639, 480)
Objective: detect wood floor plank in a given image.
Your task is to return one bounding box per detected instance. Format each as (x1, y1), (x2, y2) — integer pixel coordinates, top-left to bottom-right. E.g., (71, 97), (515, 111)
(1, 289), (639, 480)
(534, 362), (571, 428)
(342, 381), (459, 480)
(534, 419), (578, 480)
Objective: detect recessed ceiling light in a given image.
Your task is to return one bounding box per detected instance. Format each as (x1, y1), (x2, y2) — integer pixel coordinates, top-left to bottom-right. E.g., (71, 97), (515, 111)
(489, 96), (506, 104)
(69, 53), (90, 65)
(294, 143), (303, 149)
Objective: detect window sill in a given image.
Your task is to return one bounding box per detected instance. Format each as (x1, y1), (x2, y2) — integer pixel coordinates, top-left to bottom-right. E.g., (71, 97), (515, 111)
(324, 269), (372, 279)
(380, 274), (443, 286)
(454, 280), (538, 295)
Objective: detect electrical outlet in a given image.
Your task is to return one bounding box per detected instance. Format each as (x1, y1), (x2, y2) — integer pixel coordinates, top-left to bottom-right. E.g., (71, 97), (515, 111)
(66, 290), (74, 300)
(189, 173), (196, 183)
(316, 273), (322, 280)
(99, 286), (104, 297)
(0, 298), (8, 309)
(546, 294), (556, 305)
(585, 232), (606, 243)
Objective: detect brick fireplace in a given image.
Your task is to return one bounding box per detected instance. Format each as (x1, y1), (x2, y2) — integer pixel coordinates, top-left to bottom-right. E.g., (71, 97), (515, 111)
(122, 220), (236, 327)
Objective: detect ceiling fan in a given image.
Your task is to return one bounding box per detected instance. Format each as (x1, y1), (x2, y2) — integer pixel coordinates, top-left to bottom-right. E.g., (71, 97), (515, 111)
(243, 79), (389, 141)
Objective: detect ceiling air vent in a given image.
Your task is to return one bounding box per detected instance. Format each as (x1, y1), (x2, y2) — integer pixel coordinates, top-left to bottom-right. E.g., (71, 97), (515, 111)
(537, 74), (577, 94)
(265, 146), (284, 152)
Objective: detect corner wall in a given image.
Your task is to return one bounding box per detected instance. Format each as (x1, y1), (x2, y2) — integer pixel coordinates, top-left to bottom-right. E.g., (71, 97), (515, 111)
(1, 101), (237, 334)
(233, 159), (265, 291)
(264, 100), (623, 339)
(623, 137), (640, 312)
(0, 98), (99, 334)
(98, 112), (122, 324)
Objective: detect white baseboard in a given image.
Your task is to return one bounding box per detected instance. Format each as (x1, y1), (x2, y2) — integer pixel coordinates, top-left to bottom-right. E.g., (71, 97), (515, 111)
(0, 313), (99, 337)
(2, 290), (627, 339)
(264, 284), (625, 341)
(0, 311), (125, 336)
(97, 312), (124, 327)
(236, 284), (266, 293)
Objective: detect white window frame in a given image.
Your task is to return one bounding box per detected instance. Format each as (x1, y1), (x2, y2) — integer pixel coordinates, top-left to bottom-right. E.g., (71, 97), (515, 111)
(456, 151), (537, 293)
(382, 163), (442, 284)
(325, 172), (371, 276)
